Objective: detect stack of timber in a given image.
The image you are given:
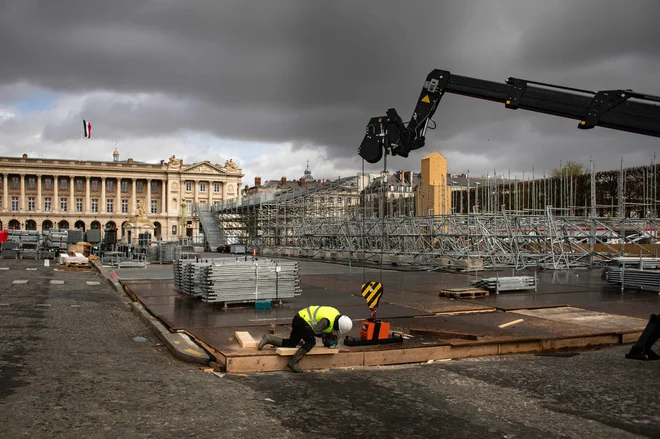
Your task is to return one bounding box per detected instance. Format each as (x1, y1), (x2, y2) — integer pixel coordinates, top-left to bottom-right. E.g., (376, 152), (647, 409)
(472, 276), (536, 292)
(601, 266), (660, 292)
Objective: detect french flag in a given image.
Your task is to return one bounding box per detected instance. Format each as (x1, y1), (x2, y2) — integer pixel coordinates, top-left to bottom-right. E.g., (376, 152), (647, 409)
(83, 119), (92, 138)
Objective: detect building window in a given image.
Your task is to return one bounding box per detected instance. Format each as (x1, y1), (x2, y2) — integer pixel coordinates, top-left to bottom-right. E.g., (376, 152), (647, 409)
(27, 196), (35, 211)
(76, 198), (83, 212)
(214, 183), (220, 193)
(107, 180), (114, 191)
(91, 199), (98, 213)
(28, 177), (36, 189)
(186, 200), (192, 213)
(61, 179), (68, 190)
(44, 178), (52, 190)
(106, 199), (114, 213)
(121, 199), (128, 213)
(185, 182), (192, 192)
(0, 196), (2, 209)
(44, 197), (51, 212)
(151, 181), (158, 193)
(11, 196), (18, 211)
(76, 179), (84, 190)
(60, 197), (67, 211)
(11, 177), (19, 189)
(121, 180), (129, 192)
(199, 200), (207, 209)
(137, 181), (144, 192)
(151, 200), (158, 214)
(200, 182), (206, 193)
(91, 180), (99, 191)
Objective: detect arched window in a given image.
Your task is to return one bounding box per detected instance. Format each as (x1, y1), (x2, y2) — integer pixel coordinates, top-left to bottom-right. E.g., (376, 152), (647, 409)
(42, 220), (53, 231)
(90, 221), (101, 230)
(153, 222), (162, 238)
(8, 219), (20, 230)
(58, 220), (69, 229)
(25, 219), (37, 230)
(74, 220), (86, 231)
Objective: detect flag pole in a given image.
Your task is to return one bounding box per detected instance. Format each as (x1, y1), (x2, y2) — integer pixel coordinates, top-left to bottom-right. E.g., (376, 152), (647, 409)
(80, 117), (83, 161)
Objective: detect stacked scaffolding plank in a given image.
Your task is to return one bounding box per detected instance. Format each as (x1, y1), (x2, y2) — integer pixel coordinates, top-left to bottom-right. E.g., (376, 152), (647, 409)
(472, 276), (536, 292)
(172, 259), (300, 304)
(200, 260), (301, 304)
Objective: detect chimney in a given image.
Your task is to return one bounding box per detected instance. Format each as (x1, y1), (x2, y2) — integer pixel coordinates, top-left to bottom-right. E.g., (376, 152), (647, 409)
(127, 158), (134, 164)
(22, 153), (28, 159)
(255, 177), (261, 187)
(281, 176), (287, 187)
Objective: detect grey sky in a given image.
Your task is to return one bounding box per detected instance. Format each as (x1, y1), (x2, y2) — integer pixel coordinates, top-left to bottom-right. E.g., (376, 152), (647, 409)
(0, 0), (658, 184)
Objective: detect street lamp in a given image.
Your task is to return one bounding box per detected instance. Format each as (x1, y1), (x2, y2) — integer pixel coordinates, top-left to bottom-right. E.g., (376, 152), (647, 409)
(475, 182), (481, 213)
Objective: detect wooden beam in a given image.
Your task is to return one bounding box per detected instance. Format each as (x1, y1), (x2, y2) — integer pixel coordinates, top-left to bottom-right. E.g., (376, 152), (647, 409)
(275, 347), (339, 356)
(409, 328), (480, 340)
(235, 331), (257, 349)
(499, 319), (524, 329)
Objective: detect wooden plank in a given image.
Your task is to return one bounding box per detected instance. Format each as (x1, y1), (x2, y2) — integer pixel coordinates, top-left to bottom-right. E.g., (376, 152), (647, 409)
(450, 343), (499, 358)
(234, 331), (257, 349)
(409, 328), (480, 340)
(549, 334), (619, 350)
(363, 345), (451, 366)
(498, 318), (524, 329)
(499, 340), (541, 354)
(275, 347), (339, 356)
(226, 352), (363, 373)
(621, 331), (642, 344)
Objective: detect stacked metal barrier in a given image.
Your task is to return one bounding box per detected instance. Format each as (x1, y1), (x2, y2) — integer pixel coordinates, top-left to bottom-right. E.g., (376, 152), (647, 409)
(201, 260), (301, 304)
(473, 276), (536, 292)
(172, 258), (301, 304)
(601, 258), (660, 292)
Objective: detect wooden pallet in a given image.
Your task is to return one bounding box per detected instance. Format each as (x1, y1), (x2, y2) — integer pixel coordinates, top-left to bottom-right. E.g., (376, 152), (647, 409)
(59, 263), (93, 271)
(439, 288), (489, 299)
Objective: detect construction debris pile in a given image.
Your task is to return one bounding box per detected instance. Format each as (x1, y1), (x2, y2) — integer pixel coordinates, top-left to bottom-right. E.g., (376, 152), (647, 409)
(174, 258), (301, 305)
(472, 275), (537, 292)
(601, 257), (660, 292)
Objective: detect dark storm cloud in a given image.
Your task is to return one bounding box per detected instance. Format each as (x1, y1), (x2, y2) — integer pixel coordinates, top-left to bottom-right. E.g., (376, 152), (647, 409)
(1, 0), (659, 174)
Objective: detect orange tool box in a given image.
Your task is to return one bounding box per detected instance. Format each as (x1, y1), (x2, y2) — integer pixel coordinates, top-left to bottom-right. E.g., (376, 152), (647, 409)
(360, 319), (391, 341)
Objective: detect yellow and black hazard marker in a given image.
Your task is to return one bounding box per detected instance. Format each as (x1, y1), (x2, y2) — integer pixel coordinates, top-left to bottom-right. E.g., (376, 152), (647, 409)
(361, 281), (383, 309)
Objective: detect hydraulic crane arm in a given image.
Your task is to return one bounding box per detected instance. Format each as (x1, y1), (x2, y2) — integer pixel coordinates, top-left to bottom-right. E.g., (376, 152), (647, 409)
(358, 69), (660, 163)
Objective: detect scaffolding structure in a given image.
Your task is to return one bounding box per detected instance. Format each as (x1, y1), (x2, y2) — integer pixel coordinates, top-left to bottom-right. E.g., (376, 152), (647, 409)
(213, 175), (659, 271)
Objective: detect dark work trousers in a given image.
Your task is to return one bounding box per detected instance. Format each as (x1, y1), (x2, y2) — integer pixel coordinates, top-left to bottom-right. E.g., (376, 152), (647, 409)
(282, 314), (317, 352)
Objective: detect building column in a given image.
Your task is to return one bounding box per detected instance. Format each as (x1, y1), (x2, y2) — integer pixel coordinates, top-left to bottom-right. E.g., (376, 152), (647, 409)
(37, 174), (42, 212)
(3, 173), (8, 212)
(161, 179), (166, 214)
(19, 174), (25, 211)
(116, 178), (121, 214)
(70, 176), (75, 213)
(194, 180), (199, 205)
(101, 177), (106, 214)
(53, 176), (59, 213)
(131, 178), (137, 215)
(146, 179), (152, 216)
(85, 176), (91, 213)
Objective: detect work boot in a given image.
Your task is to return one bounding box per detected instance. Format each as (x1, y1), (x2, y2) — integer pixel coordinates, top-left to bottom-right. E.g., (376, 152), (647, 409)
(258, 335), (283, 350)
(287, 347), (307, 373)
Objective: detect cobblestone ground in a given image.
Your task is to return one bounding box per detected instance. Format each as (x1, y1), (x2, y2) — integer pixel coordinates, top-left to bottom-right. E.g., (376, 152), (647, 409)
(2, 259), (659, 438)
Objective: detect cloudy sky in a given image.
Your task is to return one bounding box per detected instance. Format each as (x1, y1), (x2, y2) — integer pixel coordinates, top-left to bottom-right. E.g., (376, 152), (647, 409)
(1, 0), (659, 187)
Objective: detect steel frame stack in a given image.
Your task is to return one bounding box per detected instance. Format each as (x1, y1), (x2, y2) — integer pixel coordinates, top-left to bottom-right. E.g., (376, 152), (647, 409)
(213, 176), (659, 271)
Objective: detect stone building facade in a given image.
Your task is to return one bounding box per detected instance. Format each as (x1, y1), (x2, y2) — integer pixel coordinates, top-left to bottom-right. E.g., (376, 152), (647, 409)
(0, 151), (243, 242)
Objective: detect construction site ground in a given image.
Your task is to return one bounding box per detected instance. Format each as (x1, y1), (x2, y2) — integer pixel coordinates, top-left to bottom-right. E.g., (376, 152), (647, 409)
(106, 254), (658, 373)
(3, 257), (660, 438)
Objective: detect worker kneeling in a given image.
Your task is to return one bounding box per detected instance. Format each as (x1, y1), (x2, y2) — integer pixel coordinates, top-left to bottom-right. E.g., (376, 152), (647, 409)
(258, 306), (353, 373)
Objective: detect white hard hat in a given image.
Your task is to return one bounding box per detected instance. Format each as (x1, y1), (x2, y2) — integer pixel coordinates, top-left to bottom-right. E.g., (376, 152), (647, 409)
(336, 315), (353, 334)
